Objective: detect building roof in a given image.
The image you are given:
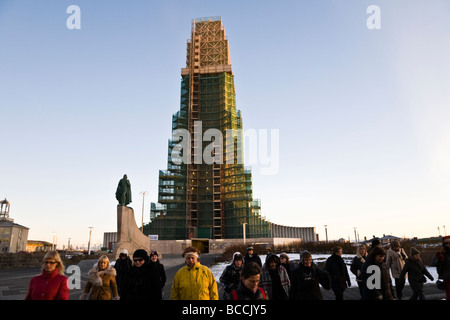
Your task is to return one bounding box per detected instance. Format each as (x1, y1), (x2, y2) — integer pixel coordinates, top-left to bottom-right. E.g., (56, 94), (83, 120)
(0, 220), (29, 229)
(27, 240), (52, 246)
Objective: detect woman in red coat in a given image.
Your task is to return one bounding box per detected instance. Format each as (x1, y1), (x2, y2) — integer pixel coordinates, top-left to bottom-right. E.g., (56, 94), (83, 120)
(25, 250), (69, 300)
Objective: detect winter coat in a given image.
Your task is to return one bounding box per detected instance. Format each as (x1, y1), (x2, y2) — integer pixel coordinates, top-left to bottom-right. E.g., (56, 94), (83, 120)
(171, 262), (218, 300)
(220, 263), (242, 295)
(259, 253), (290, 300)
(433, 247), (450, 281)
(290, 263), (331, 300)
(400, 258), (434, 284)
(360, 257), (394, 300)
(281, 262), (296, 281)
(228, 282), (268, 300)
(123, 261), (162, 300)
(386, 248), (408, 278)
(25, 269), (69, 300)
(244, 253), (262, 267)
(83, 266), (119, 300)
(151, 260), (166, 289)
(114, 256), (132, 295)
(325, 253), (351, 291)
(350, 254), (367, 283)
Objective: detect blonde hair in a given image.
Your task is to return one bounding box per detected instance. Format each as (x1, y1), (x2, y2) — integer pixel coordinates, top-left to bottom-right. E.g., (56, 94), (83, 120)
(97, 255), (110, 270)
(43, 251), (65, 275)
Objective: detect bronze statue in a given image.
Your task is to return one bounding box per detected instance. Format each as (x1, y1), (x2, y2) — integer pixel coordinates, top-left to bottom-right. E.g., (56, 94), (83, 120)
(116, 174), (132, 206)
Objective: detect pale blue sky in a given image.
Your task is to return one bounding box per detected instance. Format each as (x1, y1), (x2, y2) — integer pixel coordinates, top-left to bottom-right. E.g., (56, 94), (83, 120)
(1, 1), (449, 247)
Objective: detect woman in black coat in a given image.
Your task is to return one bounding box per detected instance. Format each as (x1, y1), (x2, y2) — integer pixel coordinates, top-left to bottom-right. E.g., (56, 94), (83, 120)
(122, 249), (162, 300)
(149, 251), (166, 297)
(360, 246), (394, 300)
(350, 244), (368, 299)
(324, 246), (351, 300)
(290, 251), (331, 300)
(114, 249), (132, 297)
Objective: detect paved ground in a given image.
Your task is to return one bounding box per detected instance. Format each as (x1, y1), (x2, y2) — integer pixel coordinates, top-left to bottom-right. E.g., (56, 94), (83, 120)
(0, 254), (446, 300)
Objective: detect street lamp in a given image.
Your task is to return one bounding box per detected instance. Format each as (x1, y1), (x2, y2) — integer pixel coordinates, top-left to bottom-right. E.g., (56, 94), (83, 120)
(324, 225), (328, 243)
(140, 191), (148, 232)
(243, 222), (248, 244)
(354, 227), (357, 243)
(52, 232), (57, 250)
(87, 227), (93, 255)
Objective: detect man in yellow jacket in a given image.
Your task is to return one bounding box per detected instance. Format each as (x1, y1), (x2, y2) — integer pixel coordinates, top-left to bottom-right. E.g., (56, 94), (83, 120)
(171, 246), (219, 300)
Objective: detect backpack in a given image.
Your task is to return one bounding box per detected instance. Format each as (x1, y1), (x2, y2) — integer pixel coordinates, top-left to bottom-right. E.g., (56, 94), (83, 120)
(231, 287), (266, 300)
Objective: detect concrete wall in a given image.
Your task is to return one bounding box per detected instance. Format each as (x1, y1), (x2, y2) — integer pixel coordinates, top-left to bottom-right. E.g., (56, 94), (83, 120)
(113, 206), (151, 259)
(270, 225), (316, 242)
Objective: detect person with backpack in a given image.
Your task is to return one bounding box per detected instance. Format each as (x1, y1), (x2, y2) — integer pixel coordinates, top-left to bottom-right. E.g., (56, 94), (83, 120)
(228, 262), (268, 300)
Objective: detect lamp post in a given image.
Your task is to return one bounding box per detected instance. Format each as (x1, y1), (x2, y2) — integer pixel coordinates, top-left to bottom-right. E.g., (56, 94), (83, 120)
(140, 191), (148, 232)
(443, 225), (447, 236)
(243, 222), (248, 244)
(324, 225), (328, 243)
(354, 227), (357, 243)
(87, 227), (93, 255)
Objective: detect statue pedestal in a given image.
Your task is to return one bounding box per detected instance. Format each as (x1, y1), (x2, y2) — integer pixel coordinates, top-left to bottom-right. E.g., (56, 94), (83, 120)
(113, 206), (150, 259)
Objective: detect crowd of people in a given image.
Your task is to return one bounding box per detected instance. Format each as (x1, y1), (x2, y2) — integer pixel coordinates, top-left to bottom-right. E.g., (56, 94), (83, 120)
(24, 236), (450, 301)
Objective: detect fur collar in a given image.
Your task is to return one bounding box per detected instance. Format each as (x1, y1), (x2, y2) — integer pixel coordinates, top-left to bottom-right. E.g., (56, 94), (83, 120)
(88, 266), (116, 286)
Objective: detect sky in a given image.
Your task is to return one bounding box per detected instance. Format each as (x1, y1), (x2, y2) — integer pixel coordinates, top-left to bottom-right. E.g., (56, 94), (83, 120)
(1, 0), (449, 248)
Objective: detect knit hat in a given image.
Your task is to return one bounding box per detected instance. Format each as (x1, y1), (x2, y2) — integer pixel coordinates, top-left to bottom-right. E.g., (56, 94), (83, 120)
(410, 247), (420, 256)
(371, 238), (381, 247)
(150, 250), (158, 257)
(120, 249), (129, 256)
(232, 252), (243, 261)
(133, 249), (149, 261)
(247, 246), (254, 251)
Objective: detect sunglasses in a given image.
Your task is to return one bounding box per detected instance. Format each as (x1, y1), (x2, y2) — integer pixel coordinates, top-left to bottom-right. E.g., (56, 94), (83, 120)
(43, 261), (57, 265)
(133, 258), (144, 263)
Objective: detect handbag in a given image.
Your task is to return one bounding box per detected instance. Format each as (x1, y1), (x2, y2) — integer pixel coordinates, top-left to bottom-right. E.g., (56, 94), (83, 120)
(436, 279), (446, 290)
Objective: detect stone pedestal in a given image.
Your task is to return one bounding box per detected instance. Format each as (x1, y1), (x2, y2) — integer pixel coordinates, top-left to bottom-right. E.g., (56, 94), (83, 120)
(113, 206), (150, 259)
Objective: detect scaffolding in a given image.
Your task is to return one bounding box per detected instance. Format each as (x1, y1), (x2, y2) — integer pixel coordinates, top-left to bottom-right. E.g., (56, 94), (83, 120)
(145, 17), (271, 240)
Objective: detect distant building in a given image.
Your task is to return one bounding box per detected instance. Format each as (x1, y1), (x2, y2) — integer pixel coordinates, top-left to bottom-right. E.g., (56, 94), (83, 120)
(103, 232), (117, 250)
(0, 199), (29, 253)
(26, 240), (53, 252)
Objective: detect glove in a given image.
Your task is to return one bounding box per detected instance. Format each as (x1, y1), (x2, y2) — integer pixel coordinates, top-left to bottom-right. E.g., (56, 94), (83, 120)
(112, 296), (120, 300)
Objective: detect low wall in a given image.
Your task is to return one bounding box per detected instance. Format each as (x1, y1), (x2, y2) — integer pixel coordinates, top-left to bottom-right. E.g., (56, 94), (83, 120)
(146, 237), (303, 255)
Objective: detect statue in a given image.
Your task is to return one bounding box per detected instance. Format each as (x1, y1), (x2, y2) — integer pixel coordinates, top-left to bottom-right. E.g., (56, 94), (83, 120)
(116, 174), (132, 206)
